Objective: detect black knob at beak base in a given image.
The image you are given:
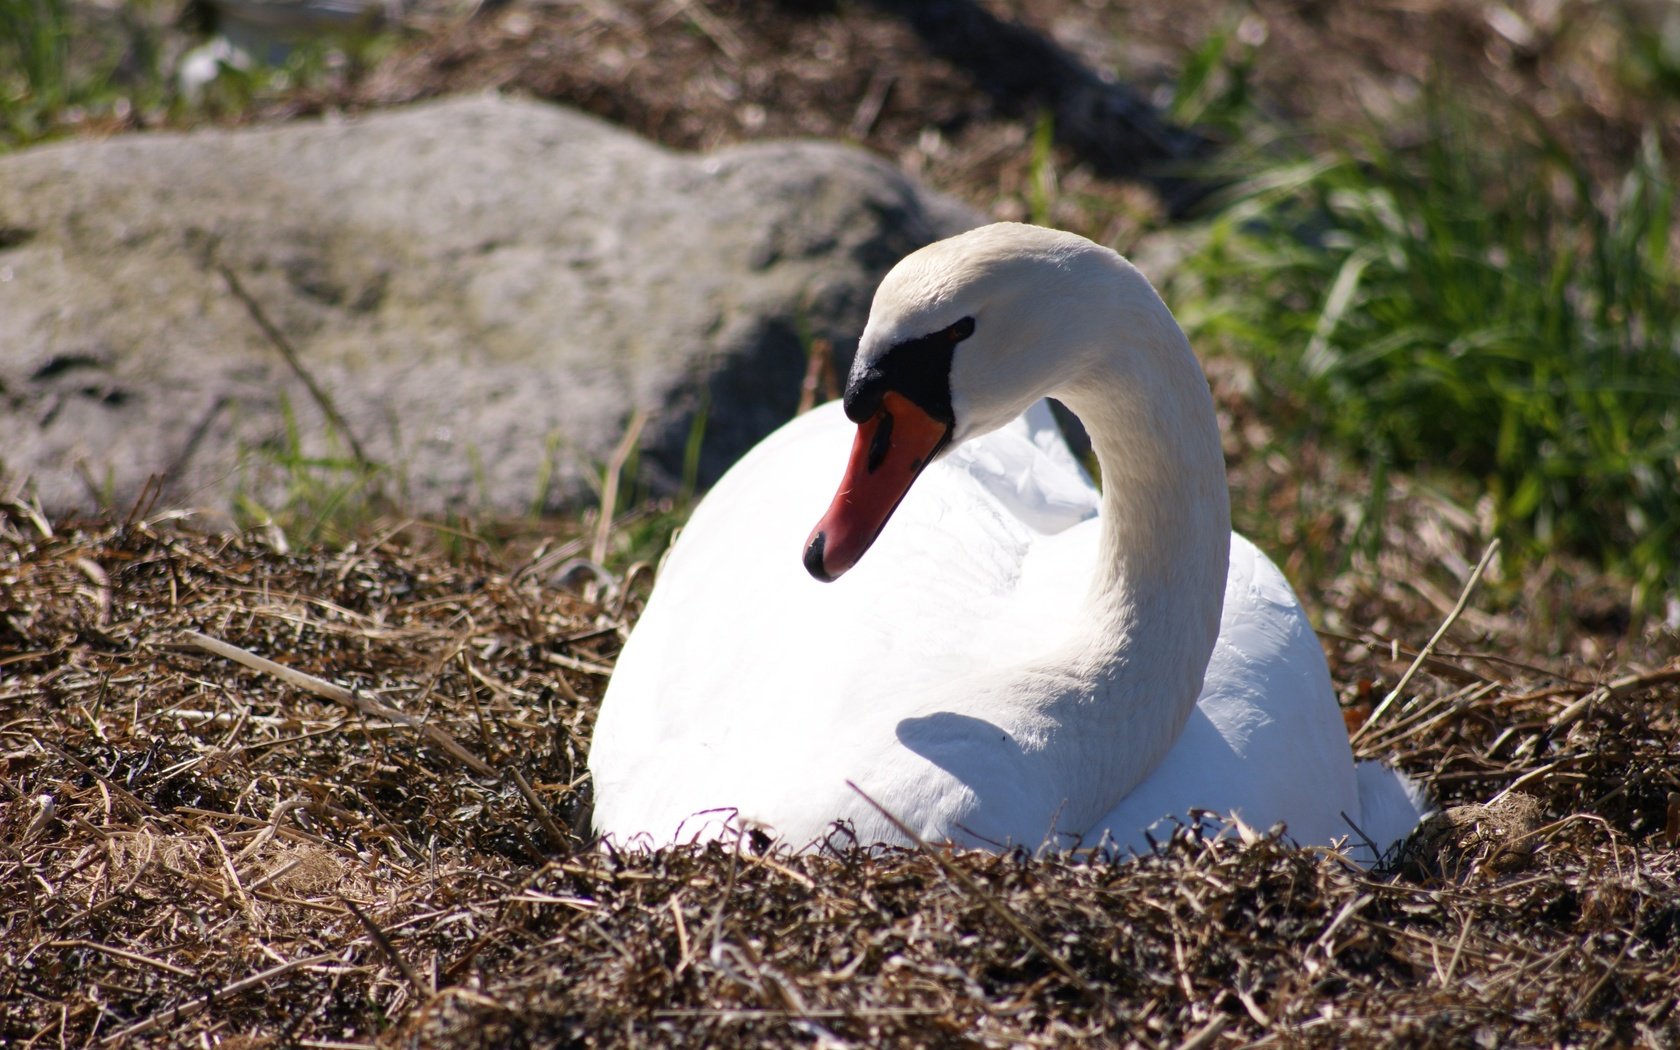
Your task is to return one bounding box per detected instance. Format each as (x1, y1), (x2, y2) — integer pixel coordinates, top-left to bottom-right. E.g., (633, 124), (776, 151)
(803, 531), (834, 582)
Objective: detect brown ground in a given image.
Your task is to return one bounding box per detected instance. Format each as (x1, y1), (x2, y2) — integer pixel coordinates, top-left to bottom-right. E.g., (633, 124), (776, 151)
(2, 511), (1677, 1047)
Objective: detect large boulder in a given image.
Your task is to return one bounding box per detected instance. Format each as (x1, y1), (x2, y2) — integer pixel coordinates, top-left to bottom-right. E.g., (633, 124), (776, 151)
(0, 95), (979, 518)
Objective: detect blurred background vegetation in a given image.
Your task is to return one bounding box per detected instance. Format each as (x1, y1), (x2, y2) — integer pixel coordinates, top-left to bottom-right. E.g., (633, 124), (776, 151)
(3, 0), (1676, 637)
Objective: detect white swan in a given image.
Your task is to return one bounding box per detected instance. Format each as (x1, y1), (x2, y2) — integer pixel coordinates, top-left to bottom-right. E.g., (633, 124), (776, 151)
(589, 223), (1427, 861)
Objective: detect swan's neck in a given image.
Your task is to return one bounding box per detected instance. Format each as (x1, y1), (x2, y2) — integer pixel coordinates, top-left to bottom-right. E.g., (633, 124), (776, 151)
(1033, 324), (1231, 830)
(1066, 368), (1229, 636)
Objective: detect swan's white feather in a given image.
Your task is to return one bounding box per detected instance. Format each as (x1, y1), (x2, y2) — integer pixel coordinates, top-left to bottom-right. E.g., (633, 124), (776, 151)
(590, 396), (1428, 860)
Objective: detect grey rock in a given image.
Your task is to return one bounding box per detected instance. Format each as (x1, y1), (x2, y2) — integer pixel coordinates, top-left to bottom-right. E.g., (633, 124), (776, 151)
(0, 95), (980, 519)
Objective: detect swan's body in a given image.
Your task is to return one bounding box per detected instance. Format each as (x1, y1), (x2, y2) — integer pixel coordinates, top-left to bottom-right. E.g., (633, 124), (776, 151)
(589, 223), (1427, 861)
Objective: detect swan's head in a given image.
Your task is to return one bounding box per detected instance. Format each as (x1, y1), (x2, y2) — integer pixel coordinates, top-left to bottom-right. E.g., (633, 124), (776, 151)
(804, 222), (1165, 582)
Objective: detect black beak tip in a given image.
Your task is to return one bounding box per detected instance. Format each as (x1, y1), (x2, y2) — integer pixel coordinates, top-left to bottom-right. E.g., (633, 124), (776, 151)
(803, 532), (835, 583)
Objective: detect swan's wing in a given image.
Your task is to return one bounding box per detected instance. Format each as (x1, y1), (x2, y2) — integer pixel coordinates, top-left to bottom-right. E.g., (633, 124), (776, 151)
(590, 399), (1098, 842)
(967, 398), (1097, 535)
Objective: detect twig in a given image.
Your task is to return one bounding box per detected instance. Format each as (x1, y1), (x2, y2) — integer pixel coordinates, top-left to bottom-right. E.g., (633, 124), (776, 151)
(2, 493), (53, 538)
(1318, 627), (1508, 685)
(669, 893), (693, 976)
(1354, 539), (1500, 740)
(669, 0), (743, 61)
(235, 795), (311, 863)
(540, 649), (616, 677)
(205, 825), (256, 920)
(1358, 682), (1498, 753)
(739, 851), (816, 890)
(705, 827), (746, 955)
(848, 71), (895, 140)
(46, 940), (195, 978)
(1233, 984), (1272, 1029)
(344, 897), (430, 998)
(178, 630), (495, 777)
(590, 409), (648, 575)
(1548, 664), (1680, 730)
(102, 952), (340, 1043)
(796, 337), (837, 416)
(1488, 758), (1569, 804)
(1175, 1013), (1231, 1050)
(213, 254), (372, 468)
(1571, 934), (1635, 1014)
(1600, 665), (1680, 697)
(1441, 916), (1473, 987)
(121, 472), (166, 527)
(1307, 893), (1371, 965)
(508, 767), (570, 852)
(244, 856), (304, 892)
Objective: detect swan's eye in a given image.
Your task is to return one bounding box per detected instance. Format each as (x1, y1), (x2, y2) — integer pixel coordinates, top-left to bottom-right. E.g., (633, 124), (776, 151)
(944, 317), (976, 343)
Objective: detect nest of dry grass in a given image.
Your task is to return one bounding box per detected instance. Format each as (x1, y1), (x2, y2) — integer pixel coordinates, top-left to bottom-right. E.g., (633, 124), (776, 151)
(3, 506), (1677, 1048)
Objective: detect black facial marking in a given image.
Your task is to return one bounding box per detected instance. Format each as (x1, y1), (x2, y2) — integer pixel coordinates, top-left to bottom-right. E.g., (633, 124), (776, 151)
(844, 316), (976, 424)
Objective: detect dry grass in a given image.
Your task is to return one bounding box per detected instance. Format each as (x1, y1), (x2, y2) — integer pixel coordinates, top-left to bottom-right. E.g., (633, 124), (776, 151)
(3, 505), (1677, 1047)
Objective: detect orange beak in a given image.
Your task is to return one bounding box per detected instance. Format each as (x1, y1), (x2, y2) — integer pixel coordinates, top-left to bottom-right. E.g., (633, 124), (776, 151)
(804, 391), (951, 582)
